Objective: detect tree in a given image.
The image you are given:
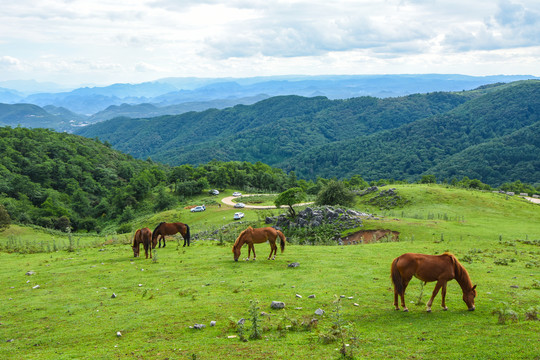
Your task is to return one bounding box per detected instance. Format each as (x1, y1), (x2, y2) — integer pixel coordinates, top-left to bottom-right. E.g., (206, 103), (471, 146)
(274, 187), (306, 218)
(315, 180), (355, 207)
(0, 204), (10, 230)
(420, 174), (436, 184)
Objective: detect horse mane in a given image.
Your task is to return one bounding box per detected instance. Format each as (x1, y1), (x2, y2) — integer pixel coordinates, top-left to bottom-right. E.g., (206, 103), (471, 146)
(233, 227), (253, 249)
(445, 252), (473, 290)
(152, 222), (165, 237)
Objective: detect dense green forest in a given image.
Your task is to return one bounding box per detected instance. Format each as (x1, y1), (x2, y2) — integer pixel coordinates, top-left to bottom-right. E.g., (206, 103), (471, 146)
(75, 80), (540, 186)
(0, 127), (296, 232)
(0, 126), (538, 233)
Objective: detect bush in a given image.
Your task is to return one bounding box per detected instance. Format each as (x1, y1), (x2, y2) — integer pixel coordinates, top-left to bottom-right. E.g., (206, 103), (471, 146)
(0, 204), (10, 230)
(315, 180), (355, 207)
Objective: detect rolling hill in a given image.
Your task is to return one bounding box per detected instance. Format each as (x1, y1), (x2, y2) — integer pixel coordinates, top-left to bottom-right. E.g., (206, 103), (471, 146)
(75, 80), (540, 186)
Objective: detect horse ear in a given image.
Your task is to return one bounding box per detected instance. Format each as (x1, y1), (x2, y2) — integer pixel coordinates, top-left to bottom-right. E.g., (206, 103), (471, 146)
(472, 285), (477, 290)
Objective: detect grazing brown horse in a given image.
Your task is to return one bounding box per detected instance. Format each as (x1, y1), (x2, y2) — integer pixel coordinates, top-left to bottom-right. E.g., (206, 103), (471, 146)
(391, 252), (476, 312)
(232, 226), (286, 261)
(152, 222), (191, 248)
(132, 228), (153, 259)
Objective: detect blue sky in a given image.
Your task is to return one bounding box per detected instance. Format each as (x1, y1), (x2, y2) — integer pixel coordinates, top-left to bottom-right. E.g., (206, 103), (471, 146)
(1, 0), (539, 86)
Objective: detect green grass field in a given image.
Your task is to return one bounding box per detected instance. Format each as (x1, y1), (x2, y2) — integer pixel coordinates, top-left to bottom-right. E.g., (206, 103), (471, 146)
(1, 185), (539, 359)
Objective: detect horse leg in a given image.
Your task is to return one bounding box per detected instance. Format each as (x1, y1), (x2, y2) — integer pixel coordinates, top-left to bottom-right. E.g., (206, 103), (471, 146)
(440, 283), (448, 310)
(426, 281), (444, 312)
(268, 240), (276, 260)
(246, 244), (252, 261)
(400, 277), (412, 312)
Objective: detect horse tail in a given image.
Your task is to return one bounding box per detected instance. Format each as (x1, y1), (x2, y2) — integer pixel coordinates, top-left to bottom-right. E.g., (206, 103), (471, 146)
(185, 224), (191, 241)
(276, 230), (286, 253)
(391, 256), (404, 295)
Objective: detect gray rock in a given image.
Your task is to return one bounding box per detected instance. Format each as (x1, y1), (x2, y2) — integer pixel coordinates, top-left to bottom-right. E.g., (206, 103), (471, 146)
(315, 308), (325, 315)
(25, 271), (36, 276)
(193, 324), (205, 329)
(116, 331), (122, 337)
(288, 262), (300, 268)
(271, 301), (285, 309)
(210, 321), (216, 327)
(111, 293), (117, 298)
(308, 294), (315, 298)
(32, 285), (40, 289)
(296, 294), (302, 298)
(237, 318), (245, 325)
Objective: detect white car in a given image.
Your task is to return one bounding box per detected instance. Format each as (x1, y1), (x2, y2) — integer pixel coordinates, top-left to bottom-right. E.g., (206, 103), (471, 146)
(234, 202), (245, 208)
(233, 212), (244, 220)
(210, 189), (219, 195)
(232, 192), (242, 197)
(190, 206), (205, 212)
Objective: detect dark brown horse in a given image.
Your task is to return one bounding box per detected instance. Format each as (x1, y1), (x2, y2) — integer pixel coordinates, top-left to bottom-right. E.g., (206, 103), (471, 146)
(391, 252), (476, 312)
(232, 226), (286, 261)
(132, 228), (153, 259)
(152, 222), (190, 248)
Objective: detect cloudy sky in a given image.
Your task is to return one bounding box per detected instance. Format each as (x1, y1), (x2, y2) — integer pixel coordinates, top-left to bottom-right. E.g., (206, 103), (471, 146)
(1, 0), (539, 86)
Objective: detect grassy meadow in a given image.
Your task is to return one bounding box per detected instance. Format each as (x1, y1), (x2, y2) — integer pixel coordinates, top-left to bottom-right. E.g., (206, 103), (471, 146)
(1, 185), (539, 359)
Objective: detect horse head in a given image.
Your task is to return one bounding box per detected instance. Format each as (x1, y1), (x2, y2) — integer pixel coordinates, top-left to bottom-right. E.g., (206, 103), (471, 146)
(463, 284), (477, 311)
(233, 227), (252, 261)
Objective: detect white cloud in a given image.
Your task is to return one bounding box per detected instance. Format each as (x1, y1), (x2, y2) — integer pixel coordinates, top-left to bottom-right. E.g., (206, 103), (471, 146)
(0, 0), (539, 85)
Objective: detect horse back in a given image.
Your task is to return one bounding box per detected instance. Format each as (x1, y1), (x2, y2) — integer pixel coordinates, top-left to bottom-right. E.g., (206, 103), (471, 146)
(397, 253), (455, 282)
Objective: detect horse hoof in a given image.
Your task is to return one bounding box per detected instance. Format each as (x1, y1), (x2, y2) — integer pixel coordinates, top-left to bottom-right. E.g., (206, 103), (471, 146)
(403, 308), (409, 312)
(443, 307), (448, 311)
(426, 309), (432, 313)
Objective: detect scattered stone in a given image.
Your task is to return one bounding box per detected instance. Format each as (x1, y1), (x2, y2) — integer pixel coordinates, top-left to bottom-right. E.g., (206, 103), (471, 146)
(308, 294), (315, 298)
(271, 301), (285, 310)
(210, 321), (216, 327)
(32, 285), (40, 289)
(315, 308), (324, 316)
(138, 284), (143, 287)
(296, 294), (302, 298)
(192, 324), (205, 329)
(111, 293), (117, 298)
(116, 332), (122, 337)
(25, 271), (35, 276)
(288, 262), (300, 268)
(295, 307), (302, 310)
(340, 295), (346, 298)
(348, 297), (353, 300)
(510, 285), (519, 288)
(237, 318), (245, 325)
(228, 335), (237, 339)
(353, 303), (359, 307)
(7, 339), (14, 343)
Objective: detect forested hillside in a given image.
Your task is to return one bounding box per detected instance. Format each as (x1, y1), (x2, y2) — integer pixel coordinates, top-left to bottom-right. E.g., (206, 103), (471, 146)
(76, 80), (540, 186)
(0, 127), (293, 232)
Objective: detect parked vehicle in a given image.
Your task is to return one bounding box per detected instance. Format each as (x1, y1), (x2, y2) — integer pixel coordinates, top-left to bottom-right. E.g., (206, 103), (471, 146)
(234, 202), (245, 208)
(232, 192), (242, 196)
(210, 189), (219, 195)
(190, 206), (205, 212)
(233, 212), (245, 220)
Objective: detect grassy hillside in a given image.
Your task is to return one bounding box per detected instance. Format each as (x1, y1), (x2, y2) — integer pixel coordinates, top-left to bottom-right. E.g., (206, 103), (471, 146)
(1, 185), (539, 359)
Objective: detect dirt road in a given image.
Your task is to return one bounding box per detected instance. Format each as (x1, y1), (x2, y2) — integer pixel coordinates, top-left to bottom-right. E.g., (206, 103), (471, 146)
(221, 194), (313, 210)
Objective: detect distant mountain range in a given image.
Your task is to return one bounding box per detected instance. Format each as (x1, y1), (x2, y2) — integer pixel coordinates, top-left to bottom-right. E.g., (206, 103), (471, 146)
(1, 74), (538, 131)
(74, 80), (540, 186)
